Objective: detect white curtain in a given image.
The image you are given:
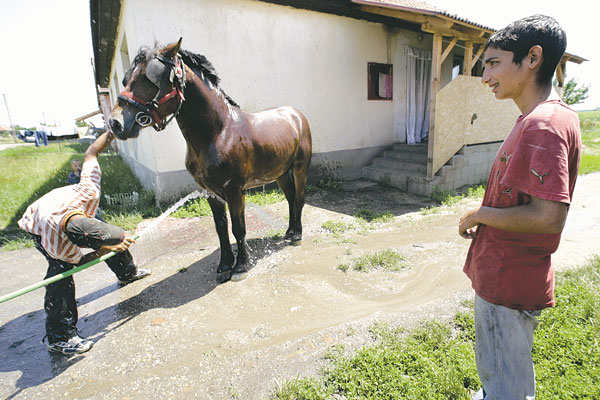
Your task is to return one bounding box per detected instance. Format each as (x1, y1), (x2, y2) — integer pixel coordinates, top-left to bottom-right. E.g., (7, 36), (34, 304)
(405, 47), (431, 144)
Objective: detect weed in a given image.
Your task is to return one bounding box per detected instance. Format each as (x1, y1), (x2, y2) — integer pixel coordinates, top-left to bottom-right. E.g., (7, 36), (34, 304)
(352, 249), (407, 272)
(0, 231), (34, 251)
(317, 177), (339, 191)
(321, 220), (354, 237)
(246, 188), (286, 206)
(323, 344), (345, 361)
(353, 208), (394, 223)
(171, 197), (212, 218)
(337, 263), (350, 273)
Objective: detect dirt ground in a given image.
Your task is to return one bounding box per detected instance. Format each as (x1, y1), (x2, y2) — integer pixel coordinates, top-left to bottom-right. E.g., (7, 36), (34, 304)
(1, 173), (599, 400)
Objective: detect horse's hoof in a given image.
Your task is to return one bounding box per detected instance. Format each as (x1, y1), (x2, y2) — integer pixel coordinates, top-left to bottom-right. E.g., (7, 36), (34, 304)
(290, 233), (302, 245)
(216, 269), (233, 284)
(232, 264), (249, 274)
(230, 272), (248, 282)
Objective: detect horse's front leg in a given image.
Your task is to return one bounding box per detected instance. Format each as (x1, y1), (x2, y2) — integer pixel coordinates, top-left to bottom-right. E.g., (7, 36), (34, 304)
(228, 191), (249, 275)
(207, 196), (235, 283)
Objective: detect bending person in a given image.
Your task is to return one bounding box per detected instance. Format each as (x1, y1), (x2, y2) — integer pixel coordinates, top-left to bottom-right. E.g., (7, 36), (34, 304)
(18, 131), (150, 355)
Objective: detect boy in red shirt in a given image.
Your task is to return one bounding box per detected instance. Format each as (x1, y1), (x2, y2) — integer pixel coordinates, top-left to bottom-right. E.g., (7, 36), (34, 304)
(459, 15), (581, 399)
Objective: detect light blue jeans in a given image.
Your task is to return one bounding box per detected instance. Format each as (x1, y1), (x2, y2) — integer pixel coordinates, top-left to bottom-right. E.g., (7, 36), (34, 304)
(472, 294), (541, 400)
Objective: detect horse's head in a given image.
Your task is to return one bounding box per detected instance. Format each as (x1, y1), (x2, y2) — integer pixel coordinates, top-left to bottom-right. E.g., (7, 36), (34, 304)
(109, 39), (186, 139)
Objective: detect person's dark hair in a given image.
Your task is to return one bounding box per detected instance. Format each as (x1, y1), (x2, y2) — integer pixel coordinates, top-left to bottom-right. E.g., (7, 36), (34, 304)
(484, 15), (566, 86)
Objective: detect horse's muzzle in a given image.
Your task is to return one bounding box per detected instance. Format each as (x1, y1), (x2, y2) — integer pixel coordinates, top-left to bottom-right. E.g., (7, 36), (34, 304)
(108, 110), (140, 139)
(109, 118), (124, 138)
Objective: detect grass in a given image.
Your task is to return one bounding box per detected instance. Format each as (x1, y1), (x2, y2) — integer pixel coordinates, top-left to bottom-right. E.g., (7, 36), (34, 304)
(322, 220), (354, 237)
(274, 256), (600, 399)
(353, 208), (394, 224)
(421, 183), (486, 215)
(170, 188), (286, 219)
(579, 110), (600, 174)
(338, 249), (407, 273)
(0, 131), (19, 144)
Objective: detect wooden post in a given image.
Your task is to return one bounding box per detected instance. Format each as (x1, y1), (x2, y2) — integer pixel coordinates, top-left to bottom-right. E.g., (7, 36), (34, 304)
(463, 40), (473, 76)
(427, 33), (443, 179)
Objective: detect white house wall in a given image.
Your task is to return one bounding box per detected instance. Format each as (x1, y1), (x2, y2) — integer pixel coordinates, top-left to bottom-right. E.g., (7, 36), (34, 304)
(107, 0), (445, 202)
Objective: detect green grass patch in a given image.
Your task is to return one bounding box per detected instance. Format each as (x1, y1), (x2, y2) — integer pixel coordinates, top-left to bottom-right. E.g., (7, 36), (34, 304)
(353, 208), (394, 224)
(421, 183), (485, 215)
(339, 249), (407, 273)
(533, 255), (600, 399)
(273, 256), (600, 400)
(322, 220), (354, 237)
(169, 188), (286, 219)
(579, 110), (600, 174)
(0, 231), (34, 251)
(171, 197), (213, 218)
(246, 188), (286, 206)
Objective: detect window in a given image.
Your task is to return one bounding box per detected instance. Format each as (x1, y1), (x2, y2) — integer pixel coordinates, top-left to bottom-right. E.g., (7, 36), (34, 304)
(368, 62), (393, 100)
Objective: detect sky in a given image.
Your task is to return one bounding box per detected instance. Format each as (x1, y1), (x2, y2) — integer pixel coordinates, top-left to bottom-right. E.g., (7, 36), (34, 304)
(0, 0), (597, 129)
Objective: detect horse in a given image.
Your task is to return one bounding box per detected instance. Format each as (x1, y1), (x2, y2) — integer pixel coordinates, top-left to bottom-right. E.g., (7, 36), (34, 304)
(109, 39), (312, 283)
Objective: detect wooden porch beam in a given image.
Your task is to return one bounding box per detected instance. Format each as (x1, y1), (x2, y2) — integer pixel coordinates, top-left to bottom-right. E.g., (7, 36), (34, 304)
(427, 33), (443, 179)
(471, 44), (485, 70)
(421, 23), (487, 43)
(441, 37), (457, 64)
(556, 62), (565, 87)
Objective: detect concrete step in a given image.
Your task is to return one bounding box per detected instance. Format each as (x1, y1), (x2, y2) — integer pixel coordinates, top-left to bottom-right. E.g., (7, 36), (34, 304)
(382, 149), (428, 163)
(392, 143), (428, 153)
(361, 165), (415, 191)
(373, 156), (427, 172)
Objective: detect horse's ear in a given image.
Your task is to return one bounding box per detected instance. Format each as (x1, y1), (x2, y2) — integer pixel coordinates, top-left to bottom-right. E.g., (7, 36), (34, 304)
(163, 38), (183, 59)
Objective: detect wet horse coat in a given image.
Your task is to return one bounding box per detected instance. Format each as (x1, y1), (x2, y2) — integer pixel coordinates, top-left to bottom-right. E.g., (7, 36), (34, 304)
(109, 39), (312, 283)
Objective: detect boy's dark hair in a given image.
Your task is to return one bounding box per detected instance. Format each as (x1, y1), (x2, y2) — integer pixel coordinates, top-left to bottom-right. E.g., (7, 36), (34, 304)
(484, 15), (566, 86)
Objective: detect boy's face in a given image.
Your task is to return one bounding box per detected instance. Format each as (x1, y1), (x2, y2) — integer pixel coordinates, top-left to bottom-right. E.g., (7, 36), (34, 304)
(71, 160), (82, 172)
(481, 47), (528, 101)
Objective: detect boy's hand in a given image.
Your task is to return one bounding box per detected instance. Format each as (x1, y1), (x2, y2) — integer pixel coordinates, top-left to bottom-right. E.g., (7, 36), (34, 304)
(102, 236), (136, 253)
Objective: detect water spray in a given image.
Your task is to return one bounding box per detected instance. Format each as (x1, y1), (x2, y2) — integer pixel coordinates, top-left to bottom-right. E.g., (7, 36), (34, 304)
(0, 190), (206, 304)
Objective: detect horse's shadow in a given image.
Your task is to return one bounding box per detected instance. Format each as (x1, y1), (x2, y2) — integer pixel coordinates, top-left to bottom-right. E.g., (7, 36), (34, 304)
(0, 235), (289, 399)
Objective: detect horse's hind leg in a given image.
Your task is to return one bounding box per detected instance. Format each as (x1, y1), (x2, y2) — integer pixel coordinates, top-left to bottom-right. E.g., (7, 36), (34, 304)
(276, 170), (297, 241)
(207, 196), (235, 283)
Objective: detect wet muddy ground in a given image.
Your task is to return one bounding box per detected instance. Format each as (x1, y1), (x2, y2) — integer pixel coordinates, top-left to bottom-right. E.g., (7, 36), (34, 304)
(1, 173), (599, 399)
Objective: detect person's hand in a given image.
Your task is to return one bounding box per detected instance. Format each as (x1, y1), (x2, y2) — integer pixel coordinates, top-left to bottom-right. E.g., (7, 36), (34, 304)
(102, 236), (136, 253)
(459, 208), (480, 239)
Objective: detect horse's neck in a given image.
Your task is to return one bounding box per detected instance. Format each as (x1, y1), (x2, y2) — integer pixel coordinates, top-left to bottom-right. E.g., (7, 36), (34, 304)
(178, 69), (227, 144)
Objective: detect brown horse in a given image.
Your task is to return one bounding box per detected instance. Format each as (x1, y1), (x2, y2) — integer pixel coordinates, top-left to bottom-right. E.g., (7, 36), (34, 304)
(109, 39), (312, 283)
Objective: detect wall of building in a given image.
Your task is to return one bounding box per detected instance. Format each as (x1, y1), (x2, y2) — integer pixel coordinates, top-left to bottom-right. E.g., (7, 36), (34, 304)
(106, 0), (451, 202)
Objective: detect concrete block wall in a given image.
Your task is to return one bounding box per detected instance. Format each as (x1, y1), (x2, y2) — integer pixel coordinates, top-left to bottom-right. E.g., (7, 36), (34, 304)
(362, 141), (502, 197)
(432, 141), (501, 192)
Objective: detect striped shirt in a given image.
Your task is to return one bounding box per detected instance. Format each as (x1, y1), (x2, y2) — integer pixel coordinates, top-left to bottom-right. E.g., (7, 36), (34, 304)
(18, 159), (102, 264)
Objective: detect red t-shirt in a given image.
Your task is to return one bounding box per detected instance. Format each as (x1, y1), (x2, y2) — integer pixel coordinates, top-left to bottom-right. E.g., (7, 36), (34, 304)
(463, 100), (581, 310)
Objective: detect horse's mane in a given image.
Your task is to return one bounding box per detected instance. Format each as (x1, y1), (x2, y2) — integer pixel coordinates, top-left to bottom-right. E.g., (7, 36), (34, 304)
(179, 49), (240, 108)
(129, 46), (239, 108)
